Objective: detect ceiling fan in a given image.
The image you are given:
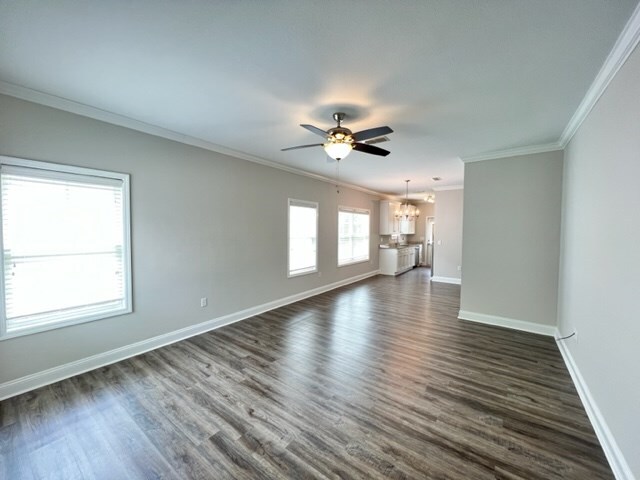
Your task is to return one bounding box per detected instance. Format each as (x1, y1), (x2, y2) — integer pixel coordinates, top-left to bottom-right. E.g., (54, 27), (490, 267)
(281, 112), (393, 161)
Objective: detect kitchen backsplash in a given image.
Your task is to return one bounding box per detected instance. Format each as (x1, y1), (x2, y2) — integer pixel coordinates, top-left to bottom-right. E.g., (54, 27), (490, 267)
(380, 234), (413, 244)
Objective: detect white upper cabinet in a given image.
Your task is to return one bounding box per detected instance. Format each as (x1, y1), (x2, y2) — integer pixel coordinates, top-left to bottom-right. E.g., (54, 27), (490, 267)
(379, 200), (401, 235)
(400, 217), (416, 234)
(380, 200), (417, 235)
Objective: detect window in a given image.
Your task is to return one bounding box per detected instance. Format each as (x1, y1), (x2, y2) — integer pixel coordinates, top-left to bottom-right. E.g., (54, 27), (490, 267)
(288, 199), (318, 277)
(338, 207), (370, 266)
(0, 156), (132, 339)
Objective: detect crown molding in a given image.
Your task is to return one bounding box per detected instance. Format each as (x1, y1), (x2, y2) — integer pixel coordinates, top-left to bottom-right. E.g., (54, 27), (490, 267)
(433, 184), (463, 191)
(462, 3), (640, 164)
(0, 81), (385, 198)
(461, 142), (563, 163)
(559, 2), (640, 147)
(5, 0), (640, 179)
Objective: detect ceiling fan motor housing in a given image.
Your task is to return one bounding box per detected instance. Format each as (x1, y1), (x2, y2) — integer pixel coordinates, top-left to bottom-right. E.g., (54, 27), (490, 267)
(328, 126), (353, 142)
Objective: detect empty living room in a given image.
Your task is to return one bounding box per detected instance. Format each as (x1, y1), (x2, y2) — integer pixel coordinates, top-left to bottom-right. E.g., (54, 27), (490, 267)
(0, 2), (639, 479)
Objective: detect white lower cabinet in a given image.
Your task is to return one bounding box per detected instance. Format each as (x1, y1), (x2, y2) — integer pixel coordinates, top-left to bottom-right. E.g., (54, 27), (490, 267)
(379, 247), (414, 275)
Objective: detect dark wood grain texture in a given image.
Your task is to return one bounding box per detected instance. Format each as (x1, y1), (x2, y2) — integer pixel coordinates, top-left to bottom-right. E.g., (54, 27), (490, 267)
(0, 269), (613, 479)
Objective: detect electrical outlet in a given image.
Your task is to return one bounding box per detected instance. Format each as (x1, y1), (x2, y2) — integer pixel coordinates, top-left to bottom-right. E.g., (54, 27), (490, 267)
(200, 297), (207, 308)
(457, 265), (462, 271)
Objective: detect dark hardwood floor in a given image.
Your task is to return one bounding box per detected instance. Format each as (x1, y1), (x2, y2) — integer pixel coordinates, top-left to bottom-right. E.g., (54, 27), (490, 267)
(0, 268), (613, 479)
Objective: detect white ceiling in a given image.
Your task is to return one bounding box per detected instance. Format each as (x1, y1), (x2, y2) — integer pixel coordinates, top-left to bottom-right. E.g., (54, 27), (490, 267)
(0, 1), (638, 197)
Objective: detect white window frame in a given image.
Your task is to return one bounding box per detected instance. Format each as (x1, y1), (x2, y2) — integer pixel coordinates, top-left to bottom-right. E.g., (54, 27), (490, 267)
(337, 206), (370, 267)
(287, 198), (319, 278)
(0, 156), (132, 340)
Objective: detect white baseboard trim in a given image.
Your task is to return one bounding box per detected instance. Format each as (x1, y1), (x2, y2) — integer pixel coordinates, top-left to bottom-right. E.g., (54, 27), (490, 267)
(0, 270), (379, 401)
(431, 276), (461, 285)
(555, 335), (634, 480)
(457, 310), (556, 336)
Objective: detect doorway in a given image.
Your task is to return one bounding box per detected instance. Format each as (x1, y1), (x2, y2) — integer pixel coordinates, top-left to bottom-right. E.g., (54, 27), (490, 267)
(425, 217), (435, 276)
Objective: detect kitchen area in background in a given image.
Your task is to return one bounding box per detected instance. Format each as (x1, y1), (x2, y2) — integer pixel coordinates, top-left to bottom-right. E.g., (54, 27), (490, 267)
(377, 186), (463, 284)
(378, 199), (435, 276)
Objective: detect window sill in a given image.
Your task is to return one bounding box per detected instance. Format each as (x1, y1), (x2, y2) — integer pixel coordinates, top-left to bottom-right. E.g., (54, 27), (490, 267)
(287, 269), (318, 278)
(0, 306), (132, 341)
(338, 259), (370, 268)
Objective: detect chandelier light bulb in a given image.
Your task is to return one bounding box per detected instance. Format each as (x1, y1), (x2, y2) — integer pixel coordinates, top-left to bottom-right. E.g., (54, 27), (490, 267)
(395, 179), (420, 221)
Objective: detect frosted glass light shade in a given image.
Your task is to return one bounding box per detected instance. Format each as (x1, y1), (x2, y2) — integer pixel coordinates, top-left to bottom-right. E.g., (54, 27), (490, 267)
(324, 142), (352, 160)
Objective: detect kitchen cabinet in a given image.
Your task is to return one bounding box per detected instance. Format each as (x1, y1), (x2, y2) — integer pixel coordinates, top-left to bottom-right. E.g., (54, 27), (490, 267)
(379, 247), (414, 275)
(381, 200), (416, 235)
(379, 200), (401, 235)
(400, 217), (416, 235)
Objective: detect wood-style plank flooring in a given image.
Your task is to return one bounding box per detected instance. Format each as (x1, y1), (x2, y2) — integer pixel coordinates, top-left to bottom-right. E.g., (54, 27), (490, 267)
(0, 268), (613, 479)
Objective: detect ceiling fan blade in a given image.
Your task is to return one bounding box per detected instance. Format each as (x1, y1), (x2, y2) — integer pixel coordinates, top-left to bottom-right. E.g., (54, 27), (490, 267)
(301, 124), (329, 138)
(352, 142), (390, 156)
(352, 126), (393, 142)
(281, 143), (323, 151)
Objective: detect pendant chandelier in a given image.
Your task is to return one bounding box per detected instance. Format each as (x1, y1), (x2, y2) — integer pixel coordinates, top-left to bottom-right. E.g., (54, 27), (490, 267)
(395, 180), (420, 220)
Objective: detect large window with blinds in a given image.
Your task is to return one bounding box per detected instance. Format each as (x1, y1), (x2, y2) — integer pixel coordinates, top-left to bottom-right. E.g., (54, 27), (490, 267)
(0, 156), (132, 339)
(288, 198), (318, 277)
(338, 206), (370, 266)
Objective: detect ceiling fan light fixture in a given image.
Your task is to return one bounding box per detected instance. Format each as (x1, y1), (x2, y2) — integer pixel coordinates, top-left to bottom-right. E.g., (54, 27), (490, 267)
(324, 141), (352, 160)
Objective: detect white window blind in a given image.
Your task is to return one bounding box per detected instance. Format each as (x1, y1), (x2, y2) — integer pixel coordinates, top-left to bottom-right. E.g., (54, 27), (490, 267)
(1, 158), (131, 338)
(338, 207), (370, 266)
(288, 199), (318, 277)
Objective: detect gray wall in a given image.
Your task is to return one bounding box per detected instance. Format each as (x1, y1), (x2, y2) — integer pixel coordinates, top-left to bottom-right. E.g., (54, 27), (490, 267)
(433, 189), (463, 280)
(558, 44), (640, 475)
(412, 202), (435, 241)
(0, 94), (380, 384)
(460, 152), (563, 326)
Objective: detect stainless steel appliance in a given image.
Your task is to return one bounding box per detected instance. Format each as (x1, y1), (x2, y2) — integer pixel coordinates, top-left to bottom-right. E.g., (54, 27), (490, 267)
(413, 244), (422, 267)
